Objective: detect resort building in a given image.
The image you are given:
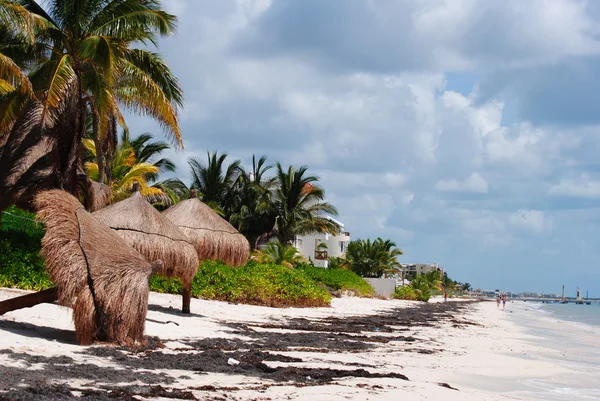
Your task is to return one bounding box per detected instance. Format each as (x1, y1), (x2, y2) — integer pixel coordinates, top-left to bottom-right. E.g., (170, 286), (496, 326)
(401, 263), (440, 279)
(293, 216), (350, 268)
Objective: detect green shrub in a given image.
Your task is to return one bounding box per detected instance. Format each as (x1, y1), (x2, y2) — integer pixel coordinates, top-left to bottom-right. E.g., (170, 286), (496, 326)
(151, 260), (332, 307)
(0, 235), (53, 291)
(296, 265), (375, 297)
(393, 285), (418, 301)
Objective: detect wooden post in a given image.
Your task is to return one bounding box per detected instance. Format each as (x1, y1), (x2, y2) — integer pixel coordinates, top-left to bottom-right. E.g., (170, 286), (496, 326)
(0, 288), (58, 316)
(182, 284), (191, 314)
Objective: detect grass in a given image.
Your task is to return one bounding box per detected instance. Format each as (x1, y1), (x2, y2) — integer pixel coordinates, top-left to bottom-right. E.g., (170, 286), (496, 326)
(296, 265), (375, 297)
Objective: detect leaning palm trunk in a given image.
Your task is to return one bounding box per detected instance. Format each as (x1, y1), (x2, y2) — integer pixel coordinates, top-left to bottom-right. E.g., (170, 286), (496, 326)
(163, 190), (250, 267)
(0, 97), (85, 212)
(34, 190), (160, 345)
(93, 184), (199, 313)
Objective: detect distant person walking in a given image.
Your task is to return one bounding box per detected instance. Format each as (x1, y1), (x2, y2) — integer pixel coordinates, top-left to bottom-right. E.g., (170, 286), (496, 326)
(502, 295), (507, 309)
(496, 296), (501, 308)
(444, 291), (448, 303)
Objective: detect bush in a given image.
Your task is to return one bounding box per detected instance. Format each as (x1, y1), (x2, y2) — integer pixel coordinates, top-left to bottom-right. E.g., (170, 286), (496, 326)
(394, 285), (430, 302)
(151, 260), (332, 307)
(296, 265), (375, 297)
(393, 286), (418, 301)
(0, 235), (53, 291)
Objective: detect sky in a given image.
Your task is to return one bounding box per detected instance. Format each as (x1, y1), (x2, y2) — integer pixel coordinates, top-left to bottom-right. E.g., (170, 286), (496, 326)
(126, 0), (600, 296)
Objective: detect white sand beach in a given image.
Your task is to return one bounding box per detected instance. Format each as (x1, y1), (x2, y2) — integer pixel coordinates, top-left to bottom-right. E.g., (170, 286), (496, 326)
(0, 289), (582, 400)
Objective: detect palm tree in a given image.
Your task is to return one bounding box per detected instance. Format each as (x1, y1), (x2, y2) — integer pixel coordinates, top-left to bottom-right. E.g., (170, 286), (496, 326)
(251, 241), (305, 268)
(272, 163), (339, 244)
(152, 177), (189, 209)
(345, 238), (403, 278)
(229, 155), (277, 248)
(83, 135), (164, 202)
(188, 151), (242, 215)
(327, 256), (351, 270)
(1, 0), (183, 193)
(122, 131), (175, 183)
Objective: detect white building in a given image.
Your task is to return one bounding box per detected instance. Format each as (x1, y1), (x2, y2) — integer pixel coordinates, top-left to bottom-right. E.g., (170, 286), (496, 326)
(293, 216), (350, 268)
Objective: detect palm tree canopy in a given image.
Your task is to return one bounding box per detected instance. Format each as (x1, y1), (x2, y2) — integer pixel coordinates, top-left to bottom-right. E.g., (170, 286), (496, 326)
(188, 151), (242, 215)
(252, 241), (305, 268)
(272, 162), (340, 243)
(345, 237), (403, 278)
(0, 0), (183, 208)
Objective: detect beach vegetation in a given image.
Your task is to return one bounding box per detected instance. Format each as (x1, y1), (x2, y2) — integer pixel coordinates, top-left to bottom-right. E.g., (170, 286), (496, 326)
(297, 265), (375, 297)
(83, 131), (169, 202)
(271, 163), (340, 244)
(393, 285), (418, 301)
(1, 0), (182, 198)
(189, 151), (242, 216)
(344, 238), (403, 278)
(150, 260), (332, 308)
(251, 241), (306, 267)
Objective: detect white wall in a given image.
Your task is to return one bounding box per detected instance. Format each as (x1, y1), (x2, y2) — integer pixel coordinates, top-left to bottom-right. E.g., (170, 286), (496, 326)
(294, 225), (350, 268)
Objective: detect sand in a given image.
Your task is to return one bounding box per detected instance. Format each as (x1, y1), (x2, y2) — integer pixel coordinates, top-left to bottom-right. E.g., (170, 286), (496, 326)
(0, 289), (568, 400)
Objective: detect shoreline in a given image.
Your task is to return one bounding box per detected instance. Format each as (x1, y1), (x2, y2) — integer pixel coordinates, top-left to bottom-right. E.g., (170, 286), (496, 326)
(0, 289), (592, 400)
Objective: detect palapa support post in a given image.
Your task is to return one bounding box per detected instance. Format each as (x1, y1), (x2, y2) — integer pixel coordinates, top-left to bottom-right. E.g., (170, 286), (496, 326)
(0, 287), (58, 316)
(182, 284), (191, 314)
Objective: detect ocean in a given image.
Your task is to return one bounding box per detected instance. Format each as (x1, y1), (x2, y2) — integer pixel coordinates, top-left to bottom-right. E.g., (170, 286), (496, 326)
(506, 301), (600, 400)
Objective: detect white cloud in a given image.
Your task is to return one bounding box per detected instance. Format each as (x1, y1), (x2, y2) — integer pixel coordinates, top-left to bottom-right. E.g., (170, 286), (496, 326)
(549, 175), (600, 199)
(434, 172), (489, 193)
(509, 210), (553, 234)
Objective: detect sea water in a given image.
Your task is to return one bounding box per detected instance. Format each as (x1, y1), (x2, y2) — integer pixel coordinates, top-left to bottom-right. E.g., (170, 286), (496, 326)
(506, 301), (600, 400)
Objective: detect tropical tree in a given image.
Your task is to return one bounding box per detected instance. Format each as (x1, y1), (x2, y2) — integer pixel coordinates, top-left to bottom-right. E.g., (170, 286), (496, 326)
(229, 155), (277, 248)
(345, 238), (403, 278)
(461, 282), (472, 292)
(83, 134), (165, 202)
(188, 151), (242, 215)
(1, 0), (183, 194)
(328, 256), (351, 270)
(122, 131), (175, 183)
(271, 163), (339, 244)
(152, 177), (188, 209)
(251, 241), (305, 268)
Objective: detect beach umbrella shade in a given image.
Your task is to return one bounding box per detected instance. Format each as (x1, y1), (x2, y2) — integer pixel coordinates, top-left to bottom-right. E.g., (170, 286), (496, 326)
(34, 190), (161, 345)
(162, 190), (250, 267)
(93, 184), (199, 313)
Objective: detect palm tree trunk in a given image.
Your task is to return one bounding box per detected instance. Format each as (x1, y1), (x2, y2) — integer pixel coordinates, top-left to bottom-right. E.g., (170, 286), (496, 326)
(104, 116), (117, 183)
(0, 288), (58, 315)
(91, 104), (105, 184)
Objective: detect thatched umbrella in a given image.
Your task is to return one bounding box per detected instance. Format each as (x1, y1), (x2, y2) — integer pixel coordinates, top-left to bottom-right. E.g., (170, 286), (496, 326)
(93, 183), (199, 313)
(34, 190), (161, 345)
(163, 190), (250, 267)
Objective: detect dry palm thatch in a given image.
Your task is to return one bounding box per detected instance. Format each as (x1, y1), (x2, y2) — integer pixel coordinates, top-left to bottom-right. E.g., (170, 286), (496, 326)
(163, 190), (250, 267)
(34, 190), (160, 345)
(77, 172), (112, 212)
(93, 185), (199, 312)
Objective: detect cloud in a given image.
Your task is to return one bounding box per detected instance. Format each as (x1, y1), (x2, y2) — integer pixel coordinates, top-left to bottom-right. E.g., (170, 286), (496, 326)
(120, 0), (600, 295)
(434, 172), (489, 193)
(549, 175), (600, 199)
(235, 0), (600, 73)
(509, 210), (553, 234)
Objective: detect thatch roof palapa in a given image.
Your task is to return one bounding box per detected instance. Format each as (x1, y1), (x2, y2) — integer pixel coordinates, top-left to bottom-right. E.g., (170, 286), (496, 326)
(34, 190), (160, 345)
(163, 190), (250, 267)
(93, 184), (199, 312)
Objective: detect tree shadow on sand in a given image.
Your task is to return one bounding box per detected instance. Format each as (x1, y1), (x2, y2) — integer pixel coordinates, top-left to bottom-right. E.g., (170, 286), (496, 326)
(0, 319), (77, 345)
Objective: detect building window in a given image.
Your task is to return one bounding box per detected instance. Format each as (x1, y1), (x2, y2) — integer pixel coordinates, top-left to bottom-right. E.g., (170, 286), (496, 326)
(339, 241), (345, 253)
